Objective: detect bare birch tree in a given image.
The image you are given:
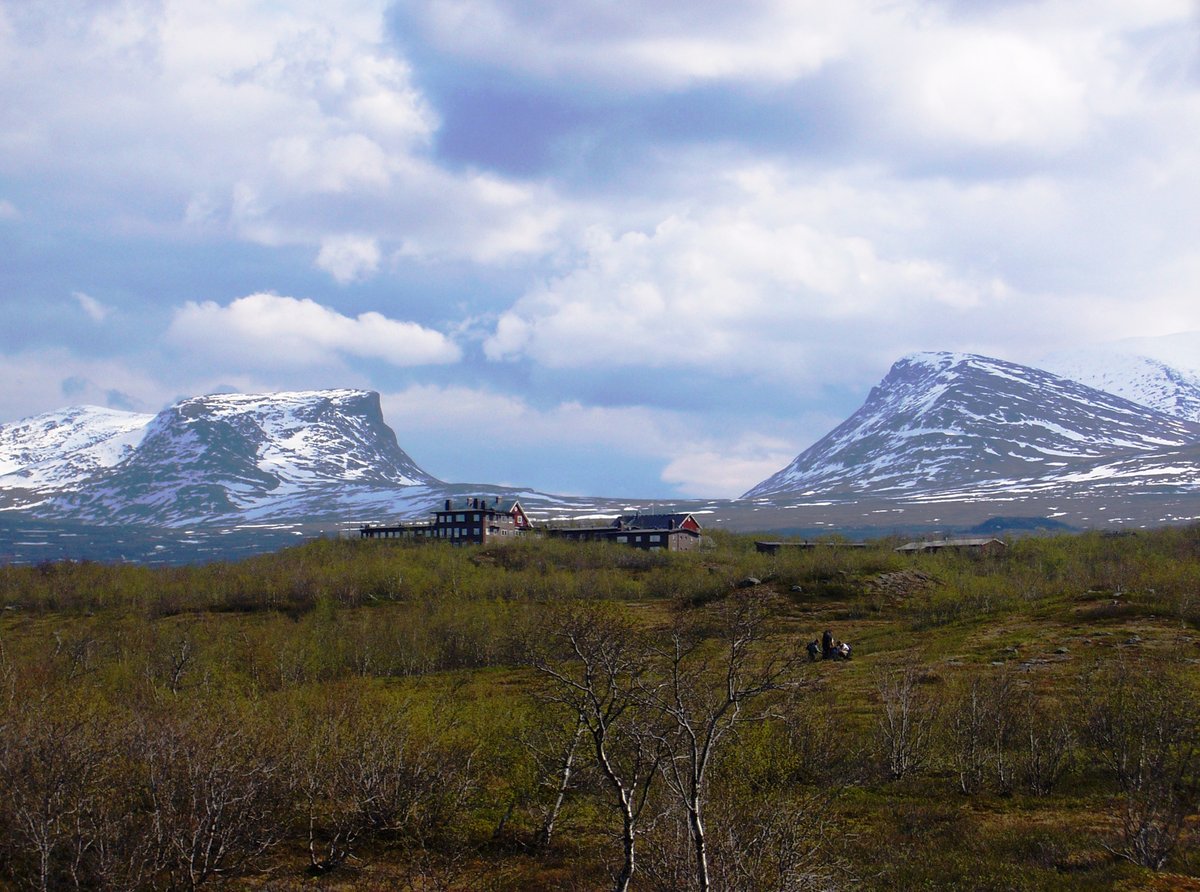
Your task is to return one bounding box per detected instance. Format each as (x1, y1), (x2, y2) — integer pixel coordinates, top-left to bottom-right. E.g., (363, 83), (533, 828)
(643, 594), (798, 892)
(534, 605), (663, 892)
(1087, 659), (1200, 869)
(873, 661), (940, 780)
(530, 710), (587, 850)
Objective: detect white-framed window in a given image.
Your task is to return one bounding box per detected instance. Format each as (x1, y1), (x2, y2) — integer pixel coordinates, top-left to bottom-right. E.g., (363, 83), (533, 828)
(617, 535), (628, 543)
(456, 514), (466, 522)
(649, 534), (661, 543)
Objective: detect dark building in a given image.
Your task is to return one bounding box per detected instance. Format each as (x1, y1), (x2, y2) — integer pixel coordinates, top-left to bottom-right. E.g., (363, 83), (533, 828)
(361, 497), (531, 546)
(755, 540), (868, 554)
(546, 512), (703, 552)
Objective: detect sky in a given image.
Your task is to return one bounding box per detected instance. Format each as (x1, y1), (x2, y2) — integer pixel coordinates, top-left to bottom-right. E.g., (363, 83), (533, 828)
(2, 1), (1199, 498)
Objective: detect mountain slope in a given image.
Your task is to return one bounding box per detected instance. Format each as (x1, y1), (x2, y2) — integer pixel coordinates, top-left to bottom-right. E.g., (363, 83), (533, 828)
(1041, 349), (1200, 423)
(744, 352), (1200, 500)
(0, 406), (153, 503)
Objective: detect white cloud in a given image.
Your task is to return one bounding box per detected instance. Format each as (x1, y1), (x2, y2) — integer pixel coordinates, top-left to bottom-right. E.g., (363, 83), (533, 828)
(899, 29), (1089, 151)
(661, 437), (798, 499)
(483, 92), (1200, 383)
(268, 135), (392, 194)
(72, 291), (112, 323)
(485, 169), (1011, 385)
(0, 1), (561, 273)
(167, 293), (460, 368)
(381, 383), (805, 497)
(384, 384), (679, 448)
(0, 349), (164, 420)
(315, 235), (382, 283)
(404, 0), (1193, 160)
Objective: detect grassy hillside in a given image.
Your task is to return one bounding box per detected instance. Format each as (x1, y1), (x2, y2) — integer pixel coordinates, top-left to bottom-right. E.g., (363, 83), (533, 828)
(1, 529), (1198, 890)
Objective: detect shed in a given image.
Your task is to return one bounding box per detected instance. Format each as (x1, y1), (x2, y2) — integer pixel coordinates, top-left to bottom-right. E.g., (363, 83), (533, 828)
(895, 537), (1006, 555)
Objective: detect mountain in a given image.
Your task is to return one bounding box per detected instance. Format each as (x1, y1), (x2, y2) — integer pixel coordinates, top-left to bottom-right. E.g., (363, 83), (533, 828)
(744, 352), (1200, 500)
(0, 406), (153, 508)
(1105, 331), (1200, 377)
(9, 357), (1200, 551)
(1041, 348), (1200, 423)
(0, 390), (441, 526)
(0, 389), (695, 540)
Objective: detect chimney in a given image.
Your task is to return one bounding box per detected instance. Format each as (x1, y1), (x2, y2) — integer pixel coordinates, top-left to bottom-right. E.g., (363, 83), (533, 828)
(445, 499), (451, 511)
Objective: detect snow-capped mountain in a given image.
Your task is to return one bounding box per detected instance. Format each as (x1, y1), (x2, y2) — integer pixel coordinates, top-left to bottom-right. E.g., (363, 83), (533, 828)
(9, 357), (1200, 541)
(744, 352), (1200, 500)
(1042, 348), (1200, 423)
(0, 388), (690, 534)
(0, 390), (442, 525)
(1107, 331), (1200, 377)
(140, 389), (434, 488)
(0, 406), (153, 503)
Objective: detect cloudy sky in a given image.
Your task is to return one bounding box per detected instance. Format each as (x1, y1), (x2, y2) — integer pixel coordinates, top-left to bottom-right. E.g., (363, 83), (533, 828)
(2, 1), (1199, 498)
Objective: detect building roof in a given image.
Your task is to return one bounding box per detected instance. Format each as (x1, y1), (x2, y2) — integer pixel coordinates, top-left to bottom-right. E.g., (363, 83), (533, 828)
(895, 537), (1006, 552)
(616, 513), (698, 531)
(438, 497), (523, 514)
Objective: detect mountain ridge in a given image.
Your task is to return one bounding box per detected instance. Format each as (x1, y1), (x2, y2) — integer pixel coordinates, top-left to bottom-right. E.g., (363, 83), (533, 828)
(744, 351), (1200, 501)
(0, 405), (154, 509)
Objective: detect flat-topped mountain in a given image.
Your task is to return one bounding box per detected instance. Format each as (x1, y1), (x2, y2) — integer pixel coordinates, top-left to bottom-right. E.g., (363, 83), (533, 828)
(744, 352), (1200, 500)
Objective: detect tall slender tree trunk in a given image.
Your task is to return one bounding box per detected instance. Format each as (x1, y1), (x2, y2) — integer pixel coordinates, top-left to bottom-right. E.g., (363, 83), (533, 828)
(689, 802), (710, 892)
(537, 715), (583, 849)
(616, 798), (636, 892)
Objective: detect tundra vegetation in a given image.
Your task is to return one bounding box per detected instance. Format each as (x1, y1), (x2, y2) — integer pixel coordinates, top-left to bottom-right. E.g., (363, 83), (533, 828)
(0, 527), (1199, 890)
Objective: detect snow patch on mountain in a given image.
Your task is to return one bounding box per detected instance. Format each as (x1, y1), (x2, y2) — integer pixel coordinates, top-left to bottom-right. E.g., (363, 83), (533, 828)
(1041, 348), (1200, 424)
(0, 406), (153, 491)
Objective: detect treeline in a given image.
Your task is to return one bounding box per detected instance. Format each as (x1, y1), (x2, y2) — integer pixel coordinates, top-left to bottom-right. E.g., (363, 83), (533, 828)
(0, 529), (1198, 889)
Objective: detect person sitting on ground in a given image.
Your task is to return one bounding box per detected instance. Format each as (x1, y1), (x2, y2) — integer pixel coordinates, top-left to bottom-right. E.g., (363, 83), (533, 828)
(807, 638), (821, 662)
(838, 641), (852, 661)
